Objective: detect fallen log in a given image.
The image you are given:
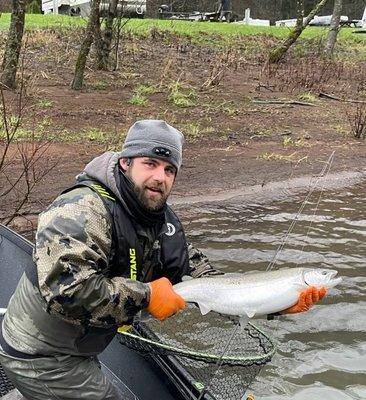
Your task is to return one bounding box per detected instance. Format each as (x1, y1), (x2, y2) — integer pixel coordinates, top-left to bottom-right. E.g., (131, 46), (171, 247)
(319, 92), (366, 104)
(252, 99), (315, 106)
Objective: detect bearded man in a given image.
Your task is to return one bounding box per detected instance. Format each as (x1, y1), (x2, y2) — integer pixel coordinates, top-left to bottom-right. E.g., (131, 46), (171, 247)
(0, 120), (326, 399)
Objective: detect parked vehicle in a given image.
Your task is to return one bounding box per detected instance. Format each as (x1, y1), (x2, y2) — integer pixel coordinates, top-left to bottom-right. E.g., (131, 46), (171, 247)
(42, 0), (146, 17)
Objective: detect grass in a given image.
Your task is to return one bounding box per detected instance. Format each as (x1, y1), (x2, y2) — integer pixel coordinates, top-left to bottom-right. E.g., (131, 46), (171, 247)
(0, 14), (364, 48)
(222, 103), (239, 116)
(0, 117), (126, 146)
(282, 136), (293, 147)
(128, 84), (156, 106)
(0, 13), (86, 30)
(168, 81), (197, 108)
(38, 99), (53, 108)
(128, 93), (147, 106)
(177, 123), (217, 141)
(282, 135), (312, 148)
(298, 92), (318, 103)
(0, 126), (37, 140)
(257, 152), (297, 162)
(179, 123), (201, 141)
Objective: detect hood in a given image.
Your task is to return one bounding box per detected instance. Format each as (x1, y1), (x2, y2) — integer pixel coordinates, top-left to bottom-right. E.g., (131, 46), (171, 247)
(79, 151), (124, 203)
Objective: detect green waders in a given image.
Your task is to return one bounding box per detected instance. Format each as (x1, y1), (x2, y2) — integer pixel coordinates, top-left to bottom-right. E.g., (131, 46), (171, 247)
(0, 348), (125, 400)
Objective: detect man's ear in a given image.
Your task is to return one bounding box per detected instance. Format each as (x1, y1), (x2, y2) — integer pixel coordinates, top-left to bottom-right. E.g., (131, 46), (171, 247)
(119, 158), (130, 171)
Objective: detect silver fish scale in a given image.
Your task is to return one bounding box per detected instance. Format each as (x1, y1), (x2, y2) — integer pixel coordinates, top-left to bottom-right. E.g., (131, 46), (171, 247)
(173, 268), (334, 317)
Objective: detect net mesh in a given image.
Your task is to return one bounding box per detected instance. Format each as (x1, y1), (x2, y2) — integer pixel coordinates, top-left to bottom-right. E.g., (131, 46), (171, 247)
(0, 364), (15, 397)
(118, 306), (275, 400)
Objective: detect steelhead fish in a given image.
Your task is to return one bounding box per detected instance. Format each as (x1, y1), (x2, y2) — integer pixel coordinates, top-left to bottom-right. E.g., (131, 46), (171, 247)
(173, 268), (341, 320)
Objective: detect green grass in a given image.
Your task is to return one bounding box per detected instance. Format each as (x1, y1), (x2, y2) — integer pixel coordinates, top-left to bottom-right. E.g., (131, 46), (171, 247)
(128, 93), (147, 106)
(0, 14), (364, 47)
(38, 99), (54, 108)
(168, 81), (197, 107)
(128, 84), (156, 106)
(0, 13), (86, 30)
(119, 19), (366, 45)
(297, 92), (318, 103)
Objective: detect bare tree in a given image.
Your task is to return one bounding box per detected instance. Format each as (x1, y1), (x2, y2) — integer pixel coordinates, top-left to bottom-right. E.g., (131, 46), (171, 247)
(71, 0), (102, 90)
(268, 0), (329, 64)
(347, 104), (366, 139)
(1, 0), (26, 89)
(0, 85), (56, 229)
(324, 0), (343, 57)
(96, 0), (119, 70)
(112, 10), (125, 71)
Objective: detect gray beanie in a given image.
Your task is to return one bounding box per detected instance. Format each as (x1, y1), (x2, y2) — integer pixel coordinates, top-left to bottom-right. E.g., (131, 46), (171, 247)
(121, 120), (184, 170)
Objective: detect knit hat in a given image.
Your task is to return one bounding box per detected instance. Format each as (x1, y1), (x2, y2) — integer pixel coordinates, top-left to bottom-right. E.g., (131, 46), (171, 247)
(121, 120), (184, 170)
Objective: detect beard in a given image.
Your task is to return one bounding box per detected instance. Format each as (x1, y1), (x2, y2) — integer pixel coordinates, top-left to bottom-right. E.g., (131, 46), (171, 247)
(133, 183), (169, 212)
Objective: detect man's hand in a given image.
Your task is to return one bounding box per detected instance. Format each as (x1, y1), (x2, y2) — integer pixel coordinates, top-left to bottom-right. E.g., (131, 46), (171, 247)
(281, 287), (327, 315)
(147, 277), (186, 321)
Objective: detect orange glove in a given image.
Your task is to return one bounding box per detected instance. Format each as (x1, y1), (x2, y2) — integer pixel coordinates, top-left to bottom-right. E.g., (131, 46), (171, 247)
(147, 277), (186, 321)
(281, 286), (327, 314)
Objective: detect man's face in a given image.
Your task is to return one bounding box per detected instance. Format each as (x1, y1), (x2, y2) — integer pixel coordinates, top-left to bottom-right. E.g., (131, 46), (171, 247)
(120, 157), (176, 211)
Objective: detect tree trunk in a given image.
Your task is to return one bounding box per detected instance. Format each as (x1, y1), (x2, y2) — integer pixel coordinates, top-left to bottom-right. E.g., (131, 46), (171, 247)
(112, 11), (123, 71)
(268, 0), (329, 64)
(296, 0), (304, 29)
(324, 0), (343, 56)
(96, 0), (118, 70)
(1, 0), (26, 90)
(71, 0), (101, 90)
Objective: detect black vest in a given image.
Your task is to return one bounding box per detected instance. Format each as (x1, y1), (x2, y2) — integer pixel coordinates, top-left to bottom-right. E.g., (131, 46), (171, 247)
(67, 179), (190, 285)
(15, 180), (190, 356)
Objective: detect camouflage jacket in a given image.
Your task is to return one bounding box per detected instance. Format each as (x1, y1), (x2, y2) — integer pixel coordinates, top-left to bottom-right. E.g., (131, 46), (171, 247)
(34, 184), (221, 328)
(2, 152), (222, 356)
(34, 152), (223, 319)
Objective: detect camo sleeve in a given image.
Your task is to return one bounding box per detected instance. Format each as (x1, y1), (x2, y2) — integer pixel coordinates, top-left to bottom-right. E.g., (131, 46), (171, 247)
(35, 187), (150, 327)
(187, 243), (224, 278)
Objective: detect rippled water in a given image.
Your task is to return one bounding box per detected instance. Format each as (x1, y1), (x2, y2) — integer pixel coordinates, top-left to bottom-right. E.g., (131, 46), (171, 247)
(183, 183), (365, 400)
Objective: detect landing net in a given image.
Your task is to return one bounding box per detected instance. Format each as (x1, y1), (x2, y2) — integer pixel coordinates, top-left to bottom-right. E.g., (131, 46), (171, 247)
(118, 305), (276, 400)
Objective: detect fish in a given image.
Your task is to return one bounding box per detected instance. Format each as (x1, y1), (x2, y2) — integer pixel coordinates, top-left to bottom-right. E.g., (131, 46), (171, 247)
(173, 268), (341, 323)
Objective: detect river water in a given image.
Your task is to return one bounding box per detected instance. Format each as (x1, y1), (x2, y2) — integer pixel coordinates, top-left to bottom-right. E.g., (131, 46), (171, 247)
(182, 182), (365, 400)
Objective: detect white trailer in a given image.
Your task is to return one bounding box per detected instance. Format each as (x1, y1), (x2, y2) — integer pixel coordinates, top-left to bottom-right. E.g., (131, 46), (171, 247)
(42, 0), (146, 17)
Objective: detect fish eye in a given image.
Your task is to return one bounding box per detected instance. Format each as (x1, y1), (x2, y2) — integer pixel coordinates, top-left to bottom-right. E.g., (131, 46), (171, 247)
(321, 271), (328, 275)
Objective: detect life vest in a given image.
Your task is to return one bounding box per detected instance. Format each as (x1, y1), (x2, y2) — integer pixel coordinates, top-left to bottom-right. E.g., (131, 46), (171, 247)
(3, 181), (189, 358)
(67, 179), (190, 284)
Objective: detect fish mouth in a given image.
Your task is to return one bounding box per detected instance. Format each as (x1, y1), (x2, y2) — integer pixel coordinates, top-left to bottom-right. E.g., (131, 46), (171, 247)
(328, 275), (342, 288)
(328, 270), (342, 287)
(329, 270), (338, 279)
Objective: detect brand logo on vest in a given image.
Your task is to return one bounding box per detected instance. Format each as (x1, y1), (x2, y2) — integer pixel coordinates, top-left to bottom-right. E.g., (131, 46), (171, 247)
(129, 248), (137, 280)
(165, 223), (176, 236)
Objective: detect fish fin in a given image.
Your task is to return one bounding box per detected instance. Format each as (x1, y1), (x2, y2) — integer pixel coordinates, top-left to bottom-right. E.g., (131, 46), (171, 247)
(181, 275), (194, 282)
(239, 315), (249, 328)
(198, 303), (211, 315)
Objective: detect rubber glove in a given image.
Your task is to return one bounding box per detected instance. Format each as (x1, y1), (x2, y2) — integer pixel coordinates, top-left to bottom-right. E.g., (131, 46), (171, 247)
(147, 277), (186, 321)
(281, 286), (327, 314)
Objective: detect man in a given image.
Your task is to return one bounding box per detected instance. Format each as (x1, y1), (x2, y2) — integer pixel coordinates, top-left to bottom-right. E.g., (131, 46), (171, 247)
(0, 120), (326, 399)
(219, 0), (231, 22)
